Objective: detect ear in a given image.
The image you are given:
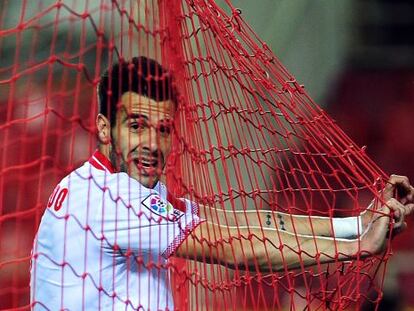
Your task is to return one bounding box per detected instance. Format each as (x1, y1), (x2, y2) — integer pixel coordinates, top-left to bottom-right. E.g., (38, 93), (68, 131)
(96, 114), (111, 144)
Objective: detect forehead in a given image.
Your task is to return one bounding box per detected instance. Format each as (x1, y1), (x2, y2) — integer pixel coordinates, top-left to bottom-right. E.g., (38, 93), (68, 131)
(118, 91), (175, 119)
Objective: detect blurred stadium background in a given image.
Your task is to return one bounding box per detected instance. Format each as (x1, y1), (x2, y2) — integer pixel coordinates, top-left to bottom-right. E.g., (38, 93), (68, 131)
(1, 0), (413, 309)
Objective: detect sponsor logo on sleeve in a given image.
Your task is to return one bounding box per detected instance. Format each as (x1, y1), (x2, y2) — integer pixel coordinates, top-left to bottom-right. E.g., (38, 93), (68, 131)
(141, 194), (184, 221)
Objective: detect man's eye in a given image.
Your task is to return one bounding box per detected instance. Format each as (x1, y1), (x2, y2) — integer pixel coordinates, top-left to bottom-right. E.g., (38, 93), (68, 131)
(129, 120), (146, 131)
(158, 123), (172, 135)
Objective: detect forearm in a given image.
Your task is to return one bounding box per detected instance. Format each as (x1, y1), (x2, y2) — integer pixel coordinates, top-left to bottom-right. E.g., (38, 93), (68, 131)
(251, 210), (334, 237)
(176, 221), (357, 272)
(253, 229), (356, 272)
(200, 205), (363, 238)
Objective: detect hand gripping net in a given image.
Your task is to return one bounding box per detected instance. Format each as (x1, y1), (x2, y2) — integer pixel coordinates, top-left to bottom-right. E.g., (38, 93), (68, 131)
(0, 0), (390, 310)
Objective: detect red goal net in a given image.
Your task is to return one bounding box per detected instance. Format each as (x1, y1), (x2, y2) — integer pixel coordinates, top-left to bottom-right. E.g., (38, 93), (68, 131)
(0, 0), (390, 310)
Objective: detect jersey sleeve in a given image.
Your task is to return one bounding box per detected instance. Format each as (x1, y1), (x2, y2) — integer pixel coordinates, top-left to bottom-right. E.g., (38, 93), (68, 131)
(179, 197), (201, 216)
(95, 175), (205, 259)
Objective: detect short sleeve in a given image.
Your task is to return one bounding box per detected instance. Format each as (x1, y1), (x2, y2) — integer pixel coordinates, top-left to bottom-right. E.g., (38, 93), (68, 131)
(95, 176), (204, 259)
(179, 197), (201, 216)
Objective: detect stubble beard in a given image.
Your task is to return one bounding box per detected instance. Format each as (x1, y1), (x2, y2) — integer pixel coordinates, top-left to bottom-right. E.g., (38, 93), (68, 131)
(109, 141), (164, 188)
(109, 143), (126, 173)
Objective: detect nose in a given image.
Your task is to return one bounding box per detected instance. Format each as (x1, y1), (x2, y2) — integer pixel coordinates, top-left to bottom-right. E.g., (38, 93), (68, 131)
(145, 125), (159, 152)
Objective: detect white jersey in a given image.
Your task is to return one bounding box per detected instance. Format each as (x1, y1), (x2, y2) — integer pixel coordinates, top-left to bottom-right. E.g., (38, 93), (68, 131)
(30, 150), (204, 310)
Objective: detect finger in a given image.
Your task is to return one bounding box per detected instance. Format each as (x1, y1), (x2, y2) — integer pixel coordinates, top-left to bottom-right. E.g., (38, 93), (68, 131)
(386, 175), (410, 194)
(403, 203), (414, 217)
(386, 198), (405, 229)
(387, 174), (410, 187)
(397, 185), (414, 204)
(406, 186), (414, 204)
(386, 175), (414, 202)
(386, 174), (408, 188)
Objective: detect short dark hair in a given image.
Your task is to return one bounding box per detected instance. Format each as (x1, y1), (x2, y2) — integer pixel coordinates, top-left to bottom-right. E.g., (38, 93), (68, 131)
(98, 56), (177, 127)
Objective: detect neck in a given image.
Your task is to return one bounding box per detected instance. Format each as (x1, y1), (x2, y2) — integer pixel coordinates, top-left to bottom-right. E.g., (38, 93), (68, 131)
(98, 143), (111, 161)
(98, 143), (117, 172)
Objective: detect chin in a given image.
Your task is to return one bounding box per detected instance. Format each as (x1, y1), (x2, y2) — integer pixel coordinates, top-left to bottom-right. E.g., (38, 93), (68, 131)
(134, 174), (159, 188)
(127, 166), (162, 188)
(141, 179), (158, 189)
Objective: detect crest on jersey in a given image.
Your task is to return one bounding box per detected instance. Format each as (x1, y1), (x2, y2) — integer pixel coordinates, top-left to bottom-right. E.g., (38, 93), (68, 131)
(142, 194), (184, 221)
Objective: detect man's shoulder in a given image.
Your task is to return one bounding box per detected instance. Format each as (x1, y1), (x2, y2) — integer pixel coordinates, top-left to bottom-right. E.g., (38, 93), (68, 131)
(55, 160), (164, 204)
(51, 160), (114, 194)
(78, 161), (153, 197)
(59, 160), (96, 186)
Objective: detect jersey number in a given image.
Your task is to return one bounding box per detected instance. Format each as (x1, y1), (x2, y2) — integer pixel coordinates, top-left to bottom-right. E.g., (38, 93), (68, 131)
(47, 185), (68, 211)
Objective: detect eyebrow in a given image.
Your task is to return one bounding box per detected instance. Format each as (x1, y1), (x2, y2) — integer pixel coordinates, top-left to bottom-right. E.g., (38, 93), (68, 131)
(123, 113), (172, 124)
(123, 113), (149, 123)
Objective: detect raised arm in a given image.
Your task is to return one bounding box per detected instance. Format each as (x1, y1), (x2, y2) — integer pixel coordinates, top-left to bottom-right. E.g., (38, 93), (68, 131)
(199, 206), (357, 238)
(176, 205), (391, 272)
(199, 175), (414, 239)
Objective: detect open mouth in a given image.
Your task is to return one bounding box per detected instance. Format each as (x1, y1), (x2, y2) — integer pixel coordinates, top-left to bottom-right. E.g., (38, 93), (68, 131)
(133, 158), (159, 170)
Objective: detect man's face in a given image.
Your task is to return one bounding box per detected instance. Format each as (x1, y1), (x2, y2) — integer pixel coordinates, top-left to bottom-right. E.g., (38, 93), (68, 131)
(111, 91), (175, 188)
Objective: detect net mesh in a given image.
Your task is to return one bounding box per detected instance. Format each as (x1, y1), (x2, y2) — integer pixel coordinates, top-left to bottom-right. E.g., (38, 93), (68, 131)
(0, 0), (390, 310)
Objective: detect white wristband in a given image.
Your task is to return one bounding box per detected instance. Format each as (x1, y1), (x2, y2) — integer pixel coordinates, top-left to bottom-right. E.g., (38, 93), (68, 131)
(332, 216), (363, 238)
